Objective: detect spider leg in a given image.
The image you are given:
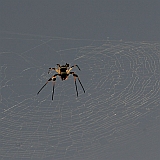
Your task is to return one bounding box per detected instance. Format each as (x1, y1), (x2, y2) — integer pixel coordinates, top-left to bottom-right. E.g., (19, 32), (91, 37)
(68, 65), (81, 73)
(52, 81), (55, 100)
(57, 64), (61, 67)
(37, 74), (58, 100)
(48, 68), (55, 74)
(65, 63), (69, 67)
(74, 78), (78, 97)
(71, 65), (81, 70)
(48, 67), (60, 74)
(37, 78), (52, 95)
(48, 64), (61, 74)
(74, 74), (85, 93)
(70, 72), (85, 97)
(51, 75), (59, 100)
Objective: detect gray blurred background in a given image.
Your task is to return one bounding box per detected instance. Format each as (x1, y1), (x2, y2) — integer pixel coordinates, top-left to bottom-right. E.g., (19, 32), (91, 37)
(0, 1), (160, 160)
(1, 0), (160, 41)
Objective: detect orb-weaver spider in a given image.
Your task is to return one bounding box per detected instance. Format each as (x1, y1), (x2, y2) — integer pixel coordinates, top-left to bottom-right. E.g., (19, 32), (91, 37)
(37, 63), (85, 100)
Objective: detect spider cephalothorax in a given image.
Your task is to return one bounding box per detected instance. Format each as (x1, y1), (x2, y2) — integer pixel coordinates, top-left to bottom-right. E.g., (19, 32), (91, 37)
(37, 63), (85, 100)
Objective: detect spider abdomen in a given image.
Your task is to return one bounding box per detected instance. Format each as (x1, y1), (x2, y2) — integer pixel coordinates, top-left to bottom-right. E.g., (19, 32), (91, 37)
(61, 74), (69, 80)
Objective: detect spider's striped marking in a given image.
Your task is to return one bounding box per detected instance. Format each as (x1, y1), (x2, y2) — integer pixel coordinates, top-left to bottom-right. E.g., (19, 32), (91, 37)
(37, 63), (85, 100)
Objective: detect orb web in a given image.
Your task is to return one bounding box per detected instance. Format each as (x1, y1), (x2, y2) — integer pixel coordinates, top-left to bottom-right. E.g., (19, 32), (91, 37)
(0, 31), (160, 160)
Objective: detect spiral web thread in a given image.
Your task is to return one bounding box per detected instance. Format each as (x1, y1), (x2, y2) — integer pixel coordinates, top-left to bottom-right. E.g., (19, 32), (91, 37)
(0, 32), (160, 160)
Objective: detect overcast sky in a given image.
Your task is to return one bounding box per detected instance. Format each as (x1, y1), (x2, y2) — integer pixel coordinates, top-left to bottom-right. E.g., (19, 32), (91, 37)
(1, 1), (160, 160)
(1, 0), (160, 41)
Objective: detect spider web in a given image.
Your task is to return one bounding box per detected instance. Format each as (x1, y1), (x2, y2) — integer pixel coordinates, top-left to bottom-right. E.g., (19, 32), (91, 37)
(0, 31), (160, 160)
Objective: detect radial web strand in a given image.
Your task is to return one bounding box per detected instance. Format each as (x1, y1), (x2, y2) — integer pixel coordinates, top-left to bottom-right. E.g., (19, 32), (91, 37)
(0, 31), (160, 160)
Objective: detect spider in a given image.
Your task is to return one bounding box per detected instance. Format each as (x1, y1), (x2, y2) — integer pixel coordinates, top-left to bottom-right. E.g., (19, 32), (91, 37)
(37, 63), (85, 100)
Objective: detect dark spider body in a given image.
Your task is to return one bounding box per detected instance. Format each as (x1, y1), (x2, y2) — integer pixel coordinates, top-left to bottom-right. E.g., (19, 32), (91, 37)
(60, 66), (69, 80)
(60, 73), (69, 81)
(37, 63), (85, 100)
